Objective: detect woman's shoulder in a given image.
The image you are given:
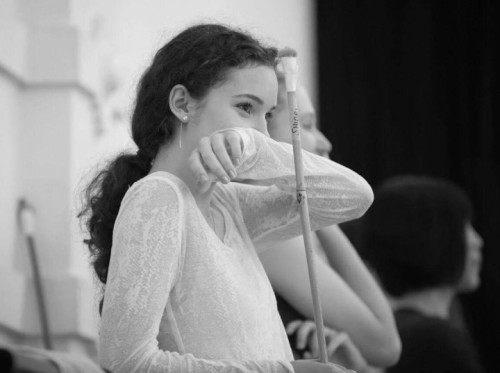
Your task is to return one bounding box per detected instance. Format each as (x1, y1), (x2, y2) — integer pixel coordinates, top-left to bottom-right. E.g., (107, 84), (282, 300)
(394, 309), (485, 372)
(129, 171), (189, 197)
(118, 172), (192, 219)
(396, 309), (452, 329)
(395, 309), (470, 346)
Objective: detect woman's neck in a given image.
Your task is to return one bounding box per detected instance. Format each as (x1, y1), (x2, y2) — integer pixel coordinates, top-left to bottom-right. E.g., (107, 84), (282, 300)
(150, 142), (214, 215)
(390, 287), (456, 319)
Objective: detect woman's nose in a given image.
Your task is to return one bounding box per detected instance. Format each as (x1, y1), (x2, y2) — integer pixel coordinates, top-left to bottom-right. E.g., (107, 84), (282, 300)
(256, 117), (270, 136)
(316, 131), (332, 156)
(467, 224), (484, 256)
(472, 228), (484, 251)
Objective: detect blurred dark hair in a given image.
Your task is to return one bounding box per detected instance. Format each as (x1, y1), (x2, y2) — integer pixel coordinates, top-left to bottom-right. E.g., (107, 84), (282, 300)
(78, 23), (277, 311)
(360, 175), (473, 297)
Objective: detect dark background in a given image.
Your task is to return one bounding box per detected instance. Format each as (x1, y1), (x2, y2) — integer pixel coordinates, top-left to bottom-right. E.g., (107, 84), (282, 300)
(315, 1), (499, 372)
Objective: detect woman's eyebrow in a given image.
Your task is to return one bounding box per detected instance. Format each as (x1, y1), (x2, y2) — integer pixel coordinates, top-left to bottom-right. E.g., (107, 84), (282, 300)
(233, 94), (264, 104)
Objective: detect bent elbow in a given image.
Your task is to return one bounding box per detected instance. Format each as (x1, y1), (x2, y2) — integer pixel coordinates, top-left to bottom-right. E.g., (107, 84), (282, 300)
(349, 176), (374, 220)
(370, 333), (402, 368)
(384, 335), (402, 367)
(359, 180), (374, 216)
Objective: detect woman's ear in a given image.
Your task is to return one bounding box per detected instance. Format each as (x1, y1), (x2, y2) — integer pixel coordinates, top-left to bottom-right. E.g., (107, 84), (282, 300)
(169, 84), (191, 123)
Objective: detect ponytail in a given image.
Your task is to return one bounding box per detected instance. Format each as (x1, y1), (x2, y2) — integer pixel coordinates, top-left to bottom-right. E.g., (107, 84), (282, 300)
(79, 152), (151, 286)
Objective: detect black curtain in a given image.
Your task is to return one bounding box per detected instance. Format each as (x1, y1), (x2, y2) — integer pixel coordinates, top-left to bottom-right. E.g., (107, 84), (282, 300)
(316, 1), (499, 372)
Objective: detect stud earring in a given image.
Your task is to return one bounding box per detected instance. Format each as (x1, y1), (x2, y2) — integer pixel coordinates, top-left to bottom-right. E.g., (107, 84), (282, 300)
(182, 115), (189, 122)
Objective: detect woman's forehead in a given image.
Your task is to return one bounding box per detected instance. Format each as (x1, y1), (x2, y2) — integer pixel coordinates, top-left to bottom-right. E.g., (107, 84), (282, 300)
(216, 66), (277, 98)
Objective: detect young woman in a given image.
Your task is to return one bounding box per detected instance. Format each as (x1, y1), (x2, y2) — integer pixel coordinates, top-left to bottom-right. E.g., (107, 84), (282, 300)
(260, 77), (401, 372)
(79, 24), (373, 373)
(359, 175), (485, 373)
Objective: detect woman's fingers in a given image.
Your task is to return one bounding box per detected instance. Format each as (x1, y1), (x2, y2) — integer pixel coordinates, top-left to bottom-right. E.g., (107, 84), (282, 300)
(294, 320), (317, 350)
(211, 133), (237, 179)
(288, 320), (350, 361)
(187, 149), (209, 184)
(192, 130), (243, 188)
(286, 319), (304, 335)
(287, 320), (364, 372)
(326, 331), (348, 359)
(187, 150), (212, 193)
(290, 359), (355, 373)
(287, 321), (360, 372)
(309, 329), (319, 357)
(305, 325), (346, 359)
(225, 130), (243, 166)
(331, 335), (367, 373)
(198, 137), (231, 183)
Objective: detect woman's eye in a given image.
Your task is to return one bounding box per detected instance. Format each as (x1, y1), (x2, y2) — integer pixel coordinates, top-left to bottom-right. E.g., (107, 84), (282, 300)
(237, 102), (253, 114)
(265, 112), (273, 123)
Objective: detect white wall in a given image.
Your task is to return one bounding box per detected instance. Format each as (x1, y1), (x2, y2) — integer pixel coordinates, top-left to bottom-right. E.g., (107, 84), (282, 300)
(73, 0), (318, 116)
(0, 0), (317, 360)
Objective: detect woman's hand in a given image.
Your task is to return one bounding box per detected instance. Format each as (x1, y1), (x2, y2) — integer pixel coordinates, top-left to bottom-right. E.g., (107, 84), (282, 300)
(290, 359), (355, 373)
(188, 129), (243, 192)
(287, 320), (367, 373)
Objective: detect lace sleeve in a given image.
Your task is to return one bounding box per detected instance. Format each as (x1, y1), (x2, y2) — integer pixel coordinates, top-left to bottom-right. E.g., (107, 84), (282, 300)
(98, 178), (293, 373)
(228, 127), (373, 251)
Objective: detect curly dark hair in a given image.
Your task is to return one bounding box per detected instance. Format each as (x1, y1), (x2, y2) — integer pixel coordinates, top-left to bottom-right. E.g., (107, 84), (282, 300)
(78, 24), (277, 310)
(359, 175), (473, 297)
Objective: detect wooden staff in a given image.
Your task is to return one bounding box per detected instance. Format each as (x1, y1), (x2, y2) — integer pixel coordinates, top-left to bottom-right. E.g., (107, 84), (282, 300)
(279, 48), (328, 363)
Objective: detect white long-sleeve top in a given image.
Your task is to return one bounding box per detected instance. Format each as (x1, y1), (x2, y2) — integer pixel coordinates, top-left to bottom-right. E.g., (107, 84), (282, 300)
(99, 128), (373, 373)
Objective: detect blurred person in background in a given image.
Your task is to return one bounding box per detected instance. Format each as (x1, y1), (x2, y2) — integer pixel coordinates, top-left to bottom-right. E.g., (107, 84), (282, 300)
(359, 175), (485, 373)
(259, 73), (401, 373)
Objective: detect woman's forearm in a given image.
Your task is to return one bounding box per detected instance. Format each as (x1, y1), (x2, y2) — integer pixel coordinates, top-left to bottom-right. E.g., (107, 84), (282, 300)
(229, 127), (373, 248)
(316, 225), (401, 366)
(260, 232), (400, 367)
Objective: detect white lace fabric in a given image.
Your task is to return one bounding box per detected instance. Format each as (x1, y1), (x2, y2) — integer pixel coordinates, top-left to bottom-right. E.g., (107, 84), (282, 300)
(99, 128), (373, 373)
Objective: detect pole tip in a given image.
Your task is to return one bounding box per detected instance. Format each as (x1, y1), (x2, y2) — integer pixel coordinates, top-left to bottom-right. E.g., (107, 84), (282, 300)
(278, 47), (297, 58)
(278, 47), (299, 92)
